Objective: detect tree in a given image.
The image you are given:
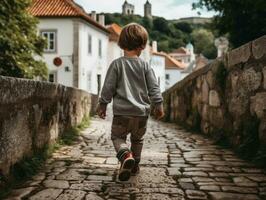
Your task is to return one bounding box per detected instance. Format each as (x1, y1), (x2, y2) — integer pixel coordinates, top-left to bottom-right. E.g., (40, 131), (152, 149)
(0, 0), (47, 78)
(141, 17), (153, 33)
(153, 17), (170, 34)
(191, 29), (217, 59)
(174, 22), (192, 34)
(193, 0), (266, 47)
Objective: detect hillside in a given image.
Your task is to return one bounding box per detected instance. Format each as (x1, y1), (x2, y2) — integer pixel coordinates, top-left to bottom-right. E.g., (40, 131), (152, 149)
(104, 13), (217, 59)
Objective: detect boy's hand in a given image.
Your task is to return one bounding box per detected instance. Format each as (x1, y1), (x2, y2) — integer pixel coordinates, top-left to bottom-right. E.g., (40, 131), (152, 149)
(96, 103), (107, 119)
(153, 103), (165, 120)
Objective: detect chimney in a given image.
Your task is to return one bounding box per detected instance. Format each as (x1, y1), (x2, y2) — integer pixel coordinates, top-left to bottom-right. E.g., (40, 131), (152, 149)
(98, 14), (105, 26)
(152, 41), (157, 52)
(91, 11), (97, 21)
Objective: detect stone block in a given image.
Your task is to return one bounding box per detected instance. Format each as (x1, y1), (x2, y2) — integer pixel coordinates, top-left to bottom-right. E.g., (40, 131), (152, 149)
(259, 121), (266, 146)
(263, 66), (266, 89)
(209, 90), (220, 107)
(209, 192), (259, 200)
(201, 104), (209, 121)
(230, 70), (240, 91)
(29, 188), (63, 200)
(252, 35), (266, 59)
(201, 79), (209, 104)
(206, 71), (214, 89)
(250, 92), (266, 119)
(228, 42), (251, 67)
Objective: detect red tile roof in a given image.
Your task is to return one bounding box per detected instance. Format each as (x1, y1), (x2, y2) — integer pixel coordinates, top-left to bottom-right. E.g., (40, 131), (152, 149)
(29, 0), (109, 33)
(172, 47), (189, 54)
(107, 23), (122, 41)
(152, 51), (185, 70)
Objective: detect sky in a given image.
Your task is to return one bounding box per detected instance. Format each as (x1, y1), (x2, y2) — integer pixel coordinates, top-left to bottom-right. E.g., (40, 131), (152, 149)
(75, 0), (216, 20)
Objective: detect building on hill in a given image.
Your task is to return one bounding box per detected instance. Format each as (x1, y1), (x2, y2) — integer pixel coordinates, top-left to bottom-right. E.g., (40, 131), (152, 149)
(122, 0), (135, 15)
(181, 54), (209, 79)
(193, 54), (209, 71)
(169, 43), (195, 68)
(144, 0), (152, 19)
(177, 17), (212, 24)
(29, 0), (110, 95)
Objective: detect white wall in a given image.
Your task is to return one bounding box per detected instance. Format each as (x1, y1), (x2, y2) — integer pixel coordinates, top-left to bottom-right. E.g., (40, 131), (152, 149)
(151, 55), (165, 92)
(165, 69), (182, 90)
(140, 43), (151, 62)
(37, 18), (74, 87)
(108, 41), (123, 66)
(78, 21), (109, 95)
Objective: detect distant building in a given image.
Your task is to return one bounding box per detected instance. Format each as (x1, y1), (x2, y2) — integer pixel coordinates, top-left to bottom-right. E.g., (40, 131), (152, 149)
(177, 17), (212, 24)
(193, 54), (209, 71)
(169, 43), (195, 68)
(144, 0), (152, 19)
(122, 0), (135, 15)
(165, 53), (186, 89)
(29, 0), (110, 95)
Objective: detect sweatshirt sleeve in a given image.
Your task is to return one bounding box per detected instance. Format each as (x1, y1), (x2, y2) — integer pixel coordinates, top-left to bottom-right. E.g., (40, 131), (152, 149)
(99, 61), (118, 104)
(145, 65), (163, 105)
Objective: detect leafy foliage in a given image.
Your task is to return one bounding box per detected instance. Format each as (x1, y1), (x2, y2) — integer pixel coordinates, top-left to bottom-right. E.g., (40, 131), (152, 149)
(191, 29), (217, 58)
(193, 0), (266, 47)
(105, 13), (217, 59)
(0, 0), (47, 78)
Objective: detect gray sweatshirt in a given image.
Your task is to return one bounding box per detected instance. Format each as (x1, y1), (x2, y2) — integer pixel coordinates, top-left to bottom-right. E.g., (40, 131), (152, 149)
(99, 56), (163, 116)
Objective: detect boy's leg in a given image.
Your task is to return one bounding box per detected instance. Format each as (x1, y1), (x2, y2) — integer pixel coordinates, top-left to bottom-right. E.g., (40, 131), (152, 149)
(130, 116), (148, 164)
(111, 116), (135, 181)
(111, 116), (131, 160)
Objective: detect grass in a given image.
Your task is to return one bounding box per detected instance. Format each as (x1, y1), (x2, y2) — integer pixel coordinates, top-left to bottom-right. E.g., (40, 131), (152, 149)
(0, 115), (90, 199)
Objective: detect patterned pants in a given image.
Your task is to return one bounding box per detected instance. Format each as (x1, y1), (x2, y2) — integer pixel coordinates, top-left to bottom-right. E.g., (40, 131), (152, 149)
(111, 115), (148, 163)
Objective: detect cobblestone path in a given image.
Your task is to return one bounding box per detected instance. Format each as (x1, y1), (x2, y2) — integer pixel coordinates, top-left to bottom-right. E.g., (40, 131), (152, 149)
(6, 116), (266, 200)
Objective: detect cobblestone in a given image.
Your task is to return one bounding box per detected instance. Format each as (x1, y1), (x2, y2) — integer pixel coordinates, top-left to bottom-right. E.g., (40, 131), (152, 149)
(5, 116), (266, 200)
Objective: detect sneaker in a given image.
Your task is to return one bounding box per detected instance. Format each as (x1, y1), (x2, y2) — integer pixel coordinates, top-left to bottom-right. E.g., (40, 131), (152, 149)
(131, 164), (140, 176)
(118, 152), (135, 181)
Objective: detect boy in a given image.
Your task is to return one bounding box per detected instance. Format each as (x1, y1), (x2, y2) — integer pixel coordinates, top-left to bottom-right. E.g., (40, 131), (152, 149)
(97, 23), (164, 181)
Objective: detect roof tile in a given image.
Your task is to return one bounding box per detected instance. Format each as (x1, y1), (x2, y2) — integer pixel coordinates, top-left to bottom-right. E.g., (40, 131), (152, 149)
(29, 0), (109, 33)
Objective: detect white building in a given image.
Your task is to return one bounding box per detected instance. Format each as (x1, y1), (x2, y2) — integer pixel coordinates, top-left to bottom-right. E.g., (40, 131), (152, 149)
(29, 0), (110, 95)
(150, 42), (165, 92)
(165, 53), (186, 90)
(169, 43), (195, 68)
(106, 23), (124, 66)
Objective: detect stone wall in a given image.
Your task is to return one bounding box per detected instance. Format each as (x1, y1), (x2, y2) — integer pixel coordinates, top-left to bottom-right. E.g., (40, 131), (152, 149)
(163, 35), (266, 161)
(0, 76), (92, 177)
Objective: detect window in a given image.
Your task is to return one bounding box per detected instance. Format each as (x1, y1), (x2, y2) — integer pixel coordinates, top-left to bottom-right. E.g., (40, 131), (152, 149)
(48, 72), (57, 83)
(98, 39), (102, 58)
(88, 34), (92, 54)
(41, 30), (57, 52)
(165, 74), (170, 80)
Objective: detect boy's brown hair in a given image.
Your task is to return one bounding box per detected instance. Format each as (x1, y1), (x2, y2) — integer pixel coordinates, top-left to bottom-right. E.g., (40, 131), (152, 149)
(118, 23), (148, 51)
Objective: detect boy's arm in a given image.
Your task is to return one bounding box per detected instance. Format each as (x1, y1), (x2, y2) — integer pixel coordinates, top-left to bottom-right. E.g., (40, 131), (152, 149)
(97, 62), (118, 118)
(145, 66), (163, 104)
(145, 66), (164, 119)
